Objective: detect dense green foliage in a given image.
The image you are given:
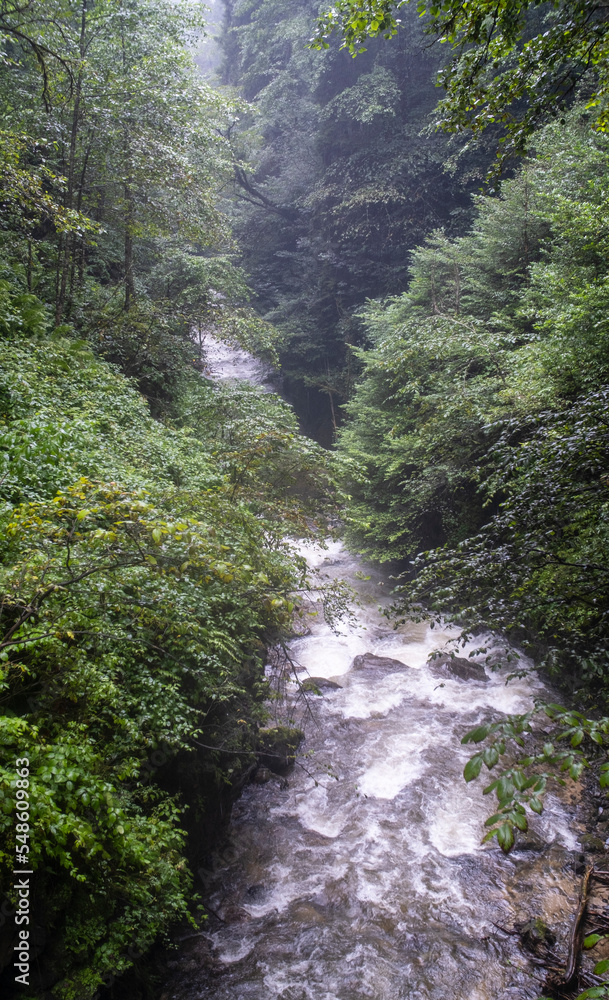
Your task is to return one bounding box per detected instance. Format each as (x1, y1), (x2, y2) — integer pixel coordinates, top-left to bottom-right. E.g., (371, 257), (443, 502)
(340, 108), (609, 700)
(0, 334), (338, 998)
(0, 0), (277, 414)
(218, 0), (493, 439)
(313, 1), (609, 162)
(0, 2), (340, 996)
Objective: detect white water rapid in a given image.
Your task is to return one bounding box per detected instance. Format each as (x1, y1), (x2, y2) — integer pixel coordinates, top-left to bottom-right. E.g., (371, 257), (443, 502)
(201, 335), (278, 391)
(163, 347), (583, 1000)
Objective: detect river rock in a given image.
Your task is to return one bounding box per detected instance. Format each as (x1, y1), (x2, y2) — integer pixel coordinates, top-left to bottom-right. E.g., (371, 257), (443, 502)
(518, 917), (556, 953)
(289, 902), (327, 924)
(351, 653), (410, 673)
(301, 677), (342, 694)
(257, 725), (304, 774)
(246, 883), (266, 901)
(580, 833), (607, 853)
(219, 903), (251, 924)
(428, 654), (489, 683)
(252, 766), (273, 784)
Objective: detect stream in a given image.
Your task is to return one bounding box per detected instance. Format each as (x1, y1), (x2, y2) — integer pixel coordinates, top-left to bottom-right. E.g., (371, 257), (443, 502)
(162, 344), (583, 1000)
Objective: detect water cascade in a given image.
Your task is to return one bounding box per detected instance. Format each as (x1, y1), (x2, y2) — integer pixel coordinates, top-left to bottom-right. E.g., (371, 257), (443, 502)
(163, 347), (583, 1000)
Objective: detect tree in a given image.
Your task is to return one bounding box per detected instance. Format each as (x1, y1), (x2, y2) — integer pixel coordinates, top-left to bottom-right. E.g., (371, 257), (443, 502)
(338, 110), (609, 703)
(0, 322), (341, 995)
(218, 0), (491, 439)
(312, 1), (609, 161)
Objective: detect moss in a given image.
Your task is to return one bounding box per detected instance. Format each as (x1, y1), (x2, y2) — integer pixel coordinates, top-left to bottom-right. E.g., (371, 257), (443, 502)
(256, 726), (304, 774)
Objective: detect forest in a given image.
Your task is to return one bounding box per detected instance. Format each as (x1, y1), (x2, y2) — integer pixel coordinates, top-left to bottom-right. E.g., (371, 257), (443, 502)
(0, 0), (608, 998)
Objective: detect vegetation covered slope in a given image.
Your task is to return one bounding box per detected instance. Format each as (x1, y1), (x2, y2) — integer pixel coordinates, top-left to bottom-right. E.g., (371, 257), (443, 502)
(0, 330), (338, 999)
(0, 2), (340, 996)
(338, 108), (609, 702)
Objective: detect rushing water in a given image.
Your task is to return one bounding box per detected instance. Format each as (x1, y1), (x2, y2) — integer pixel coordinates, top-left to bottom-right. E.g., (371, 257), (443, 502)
(201, 336), (278, 392)
(162, 347), (583, 1000)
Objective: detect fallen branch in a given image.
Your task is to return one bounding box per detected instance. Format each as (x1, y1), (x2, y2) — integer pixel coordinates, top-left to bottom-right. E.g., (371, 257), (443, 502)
(562, 865), (594, 988)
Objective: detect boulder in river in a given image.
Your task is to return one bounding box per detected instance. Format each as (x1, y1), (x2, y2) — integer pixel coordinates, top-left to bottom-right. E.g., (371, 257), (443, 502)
(351, 652), (410, 673)
(518, 916), (556, 953)
(580, 833), (607, 853)
(219, 903), (251, 924)
(301, 677), (342, 694)
(257, 725), (304, 774)
(428, 654), (489, 683)
(252, 766), (273, 784)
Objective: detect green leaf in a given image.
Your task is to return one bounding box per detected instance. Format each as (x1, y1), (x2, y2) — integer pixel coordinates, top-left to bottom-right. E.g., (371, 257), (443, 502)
(496, 823), (515, 852)
(463, 755), (483, 782)
(484, 812), (505, 827)
(512, 812), (528, 832)
(497, 776), (514, 802)
(512, 771), (526, 791)
(584, 933), (603, 949)
(462, 725), (489, 744)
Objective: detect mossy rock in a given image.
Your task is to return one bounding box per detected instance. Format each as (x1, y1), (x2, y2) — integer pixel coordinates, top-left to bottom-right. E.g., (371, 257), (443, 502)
(257, 726), (304, 774)
(252, 766), (273, 784)
(580, 834), (606, 853)
(301, 677), (342, 694)
(428, 654), (488, 683)
(519, 917), (556, 952)
(351, 653), (410, 673)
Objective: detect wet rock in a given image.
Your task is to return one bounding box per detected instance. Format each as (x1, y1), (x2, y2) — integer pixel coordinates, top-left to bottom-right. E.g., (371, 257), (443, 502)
(257, 725), (304, 774)
(301, 677), (342, 694)
(580, 834), (607, 853)
(518, 917), (556, 953)
(289, 902), (327, 924)
(512, 837), (545, 853)
(252, 766), (273, 784)
(429, 654), (489, 683)
(246, 883), (266, 900)
(219, 903), (251, 924)
(351, 652), (410, 673)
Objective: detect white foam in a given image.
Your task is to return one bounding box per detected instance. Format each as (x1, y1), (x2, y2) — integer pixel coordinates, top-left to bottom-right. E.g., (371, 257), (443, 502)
(241, 863), (309, 918)
(203, 335), (276, 389)
(293, 538), (345, 571)
(214, 937), (256, 965)
(334, 671), (414, 719)
(357, 734), (427, 798)
(374, 625), (461, 669)
(537, 793), (579, 850)
(262, 967), (339, 1000)
(428, 786), (490, 857)
(294, 783), (348, 838)
(291, 633), (368, 679)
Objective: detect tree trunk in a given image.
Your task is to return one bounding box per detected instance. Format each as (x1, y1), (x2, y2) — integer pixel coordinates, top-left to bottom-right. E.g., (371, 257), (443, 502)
(121, 5), (135, 311)
(124, 180), (135, 310)
(55, 0), (87, 324)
